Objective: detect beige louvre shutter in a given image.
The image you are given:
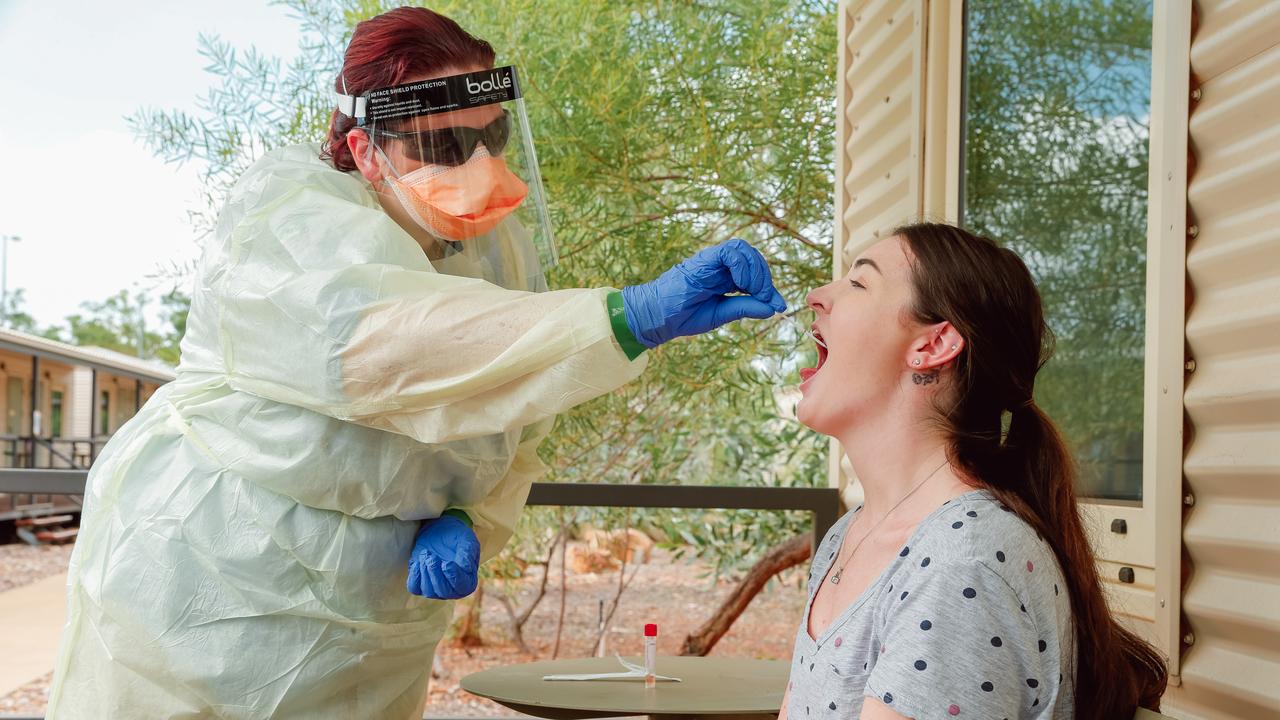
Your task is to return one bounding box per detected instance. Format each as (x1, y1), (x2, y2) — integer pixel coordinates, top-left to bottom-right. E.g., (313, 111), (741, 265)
(831, 0), (961, 506)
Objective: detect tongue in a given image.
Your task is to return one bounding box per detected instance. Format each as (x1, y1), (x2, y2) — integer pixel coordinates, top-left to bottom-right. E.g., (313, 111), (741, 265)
(799, 367), (818, 382)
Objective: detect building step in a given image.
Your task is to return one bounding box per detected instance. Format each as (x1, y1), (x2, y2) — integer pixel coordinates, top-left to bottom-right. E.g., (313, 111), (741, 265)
(16, 514), (74, 528)
(0, 503), (82, 523)
(35, 527), (78, 544)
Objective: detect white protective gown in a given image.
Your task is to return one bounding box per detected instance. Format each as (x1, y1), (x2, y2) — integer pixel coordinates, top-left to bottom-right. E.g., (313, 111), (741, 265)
(47, 143), (647, 719)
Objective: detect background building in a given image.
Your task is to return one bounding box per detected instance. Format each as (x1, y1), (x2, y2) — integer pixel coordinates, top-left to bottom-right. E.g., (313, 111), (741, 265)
(0, 328), (173, 522)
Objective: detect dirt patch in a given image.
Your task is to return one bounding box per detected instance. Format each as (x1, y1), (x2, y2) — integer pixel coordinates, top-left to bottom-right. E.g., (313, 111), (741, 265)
(0, 543), (808, 717)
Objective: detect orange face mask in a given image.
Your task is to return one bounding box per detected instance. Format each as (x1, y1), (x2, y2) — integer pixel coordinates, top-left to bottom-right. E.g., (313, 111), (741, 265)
(385, 151), (529, 241)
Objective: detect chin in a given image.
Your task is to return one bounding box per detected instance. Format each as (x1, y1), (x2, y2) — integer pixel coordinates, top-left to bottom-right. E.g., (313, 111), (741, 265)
(797, 390), (869, 439)
(795, 397), (818, 431)
(795, 395), (836, 436)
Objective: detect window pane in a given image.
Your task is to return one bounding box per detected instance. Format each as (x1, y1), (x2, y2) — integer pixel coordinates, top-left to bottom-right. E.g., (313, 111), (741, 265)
(960, 1), (1153, 501)
(51, 391), (63, 438)
(100, 391), (110, 435)
(6, 378), (21, 435)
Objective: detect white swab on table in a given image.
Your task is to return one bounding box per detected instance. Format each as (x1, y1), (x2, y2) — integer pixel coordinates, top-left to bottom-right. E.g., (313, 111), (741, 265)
(540, 654), (682, 682)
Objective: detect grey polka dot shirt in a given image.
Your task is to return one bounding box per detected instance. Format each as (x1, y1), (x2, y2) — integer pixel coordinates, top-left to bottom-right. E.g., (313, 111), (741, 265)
(787, 489), (1075, 719)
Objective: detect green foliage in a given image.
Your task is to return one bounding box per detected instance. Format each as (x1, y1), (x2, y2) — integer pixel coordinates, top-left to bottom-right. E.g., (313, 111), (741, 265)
(130, 0), (837, 573)
(5, 286), (189, 365)
(155, 289), (192, 366)
(63, 290), (150, 356)
(1, 289), (51, 338)
(962, 0), (1153, 499)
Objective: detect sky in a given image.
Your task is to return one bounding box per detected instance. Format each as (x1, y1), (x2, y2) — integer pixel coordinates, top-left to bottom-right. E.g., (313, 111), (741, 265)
(0, 0), (304, 329)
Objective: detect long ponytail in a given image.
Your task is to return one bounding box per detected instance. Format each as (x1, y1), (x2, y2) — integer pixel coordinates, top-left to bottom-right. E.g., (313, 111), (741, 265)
(896, 222), (1167, 719)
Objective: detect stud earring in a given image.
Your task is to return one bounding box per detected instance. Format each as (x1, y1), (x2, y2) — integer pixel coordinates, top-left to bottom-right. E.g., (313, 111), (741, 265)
(951, 344), (958, 350)
(912, 359), (922, 366)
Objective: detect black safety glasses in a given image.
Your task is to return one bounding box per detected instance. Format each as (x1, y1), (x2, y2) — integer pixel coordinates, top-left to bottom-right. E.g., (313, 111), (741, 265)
(371, 110), (512, 166)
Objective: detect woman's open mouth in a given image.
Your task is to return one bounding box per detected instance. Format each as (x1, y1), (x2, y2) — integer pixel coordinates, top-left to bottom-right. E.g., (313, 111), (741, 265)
(799, 328), (828, 385)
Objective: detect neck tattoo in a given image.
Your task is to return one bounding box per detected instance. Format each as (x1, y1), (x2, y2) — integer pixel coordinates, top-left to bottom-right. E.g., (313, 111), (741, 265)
(829, 457), (950, 585)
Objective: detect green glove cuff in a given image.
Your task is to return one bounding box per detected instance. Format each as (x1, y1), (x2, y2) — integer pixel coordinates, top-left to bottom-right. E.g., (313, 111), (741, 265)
(607, 291), (647, 361)
(441, 508), (473, 528)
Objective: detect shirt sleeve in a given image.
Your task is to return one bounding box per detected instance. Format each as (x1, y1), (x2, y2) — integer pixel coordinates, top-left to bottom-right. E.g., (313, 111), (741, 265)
(865, 557), (1050, 719)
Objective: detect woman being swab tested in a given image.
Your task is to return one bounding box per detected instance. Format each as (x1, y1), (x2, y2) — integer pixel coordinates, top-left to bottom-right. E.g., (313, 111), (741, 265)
(779, 223), (1166, 720)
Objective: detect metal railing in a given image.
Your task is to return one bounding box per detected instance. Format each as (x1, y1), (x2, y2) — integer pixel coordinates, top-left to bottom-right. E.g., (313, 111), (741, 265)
(527, 482), (839, 552)
(0, 435), (105, 470)
(0, 469), (840, 550)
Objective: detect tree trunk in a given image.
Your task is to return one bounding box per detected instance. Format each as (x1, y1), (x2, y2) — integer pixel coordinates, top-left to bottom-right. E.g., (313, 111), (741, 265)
(552, 511), (569, 658)
(497, 526), (564, 655)
(454, 581), (485, 647)
(680, 533), (812, 656)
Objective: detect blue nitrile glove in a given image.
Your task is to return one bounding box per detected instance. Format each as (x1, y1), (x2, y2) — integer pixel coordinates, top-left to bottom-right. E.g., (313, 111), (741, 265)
(406, 513), (480, 599)
(620, 238), (788, 348)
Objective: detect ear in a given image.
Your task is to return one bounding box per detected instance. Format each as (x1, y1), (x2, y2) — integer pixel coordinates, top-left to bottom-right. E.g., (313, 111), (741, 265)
(906, 321), (964, 370)
(346, 129), (384, 184)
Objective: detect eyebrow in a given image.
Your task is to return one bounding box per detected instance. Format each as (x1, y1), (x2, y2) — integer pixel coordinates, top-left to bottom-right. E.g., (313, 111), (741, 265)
(853, 258), (882, 274)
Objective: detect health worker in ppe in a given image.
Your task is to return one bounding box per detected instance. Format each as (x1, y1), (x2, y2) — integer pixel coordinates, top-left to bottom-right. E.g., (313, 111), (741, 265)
(47, 7), (787, 720)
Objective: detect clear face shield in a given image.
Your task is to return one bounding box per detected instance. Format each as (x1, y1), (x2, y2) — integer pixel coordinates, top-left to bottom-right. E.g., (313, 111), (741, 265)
(337, 66), (555, 292)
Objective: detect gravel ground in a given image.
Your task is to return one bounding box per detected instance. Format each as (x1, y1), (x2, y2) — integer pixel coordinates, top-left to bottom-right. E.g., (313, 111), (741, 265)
(0, 544), (74, 594)
(0, 541), (809, 717)
(0, 673), (50, 716)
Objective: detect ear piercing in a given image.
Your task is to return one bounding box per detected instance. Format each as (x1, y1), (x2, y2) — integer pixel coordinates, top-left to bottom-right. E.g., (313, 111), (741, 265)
(913, 359), (923, 366)
(951, 344), (958, 350)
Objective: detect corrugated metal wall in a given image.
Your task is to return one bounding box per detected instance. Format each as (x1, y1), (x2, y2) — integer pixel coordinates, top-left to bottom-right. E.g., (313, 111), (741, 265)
(832, 0), (932, 503)
(1165, 1), (1280, 717)
(836, 0), (925, 269)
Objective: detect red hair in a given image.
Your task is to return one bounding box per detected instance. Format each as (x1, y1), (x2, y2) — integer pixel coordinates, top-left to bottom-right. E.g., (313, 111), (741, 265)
(322, 7), (496, 172)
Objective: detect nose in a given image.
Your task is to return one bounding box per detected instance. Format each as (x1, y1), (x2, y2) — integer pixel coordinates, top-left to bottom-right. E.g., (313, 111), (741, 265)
(807, 283), (834, 317)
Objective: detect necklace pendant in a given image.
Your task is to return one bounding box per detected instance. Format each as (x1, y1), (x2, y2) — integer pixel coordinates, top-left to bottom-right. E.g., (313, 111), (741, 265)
(830, 568), (842, 585)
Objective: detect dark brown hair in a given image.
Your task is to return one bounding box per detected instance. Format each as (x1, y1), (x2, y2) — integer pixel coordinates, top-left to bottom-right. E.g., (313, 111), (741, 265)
(322, 7), (496, 172)
(895, 222), (1167, 718)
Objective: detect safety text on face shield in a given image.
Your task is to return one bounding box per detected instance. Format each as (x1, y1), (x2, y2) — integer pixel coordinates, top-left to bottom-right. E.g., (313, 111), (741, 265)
(365, 66), (523, 122)
(368, 79), (447, 97)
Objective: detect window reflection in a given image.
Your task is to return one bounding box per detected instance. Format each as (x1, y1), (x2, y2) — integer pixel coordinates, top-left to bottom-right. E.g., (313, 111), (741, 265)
(961, 1), (1154, 501)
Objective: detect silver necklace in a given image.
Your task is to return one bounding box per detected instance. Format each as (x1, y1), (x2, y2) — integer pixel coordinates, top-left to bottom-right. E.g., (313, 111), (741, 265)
(829, 458), (950, 585)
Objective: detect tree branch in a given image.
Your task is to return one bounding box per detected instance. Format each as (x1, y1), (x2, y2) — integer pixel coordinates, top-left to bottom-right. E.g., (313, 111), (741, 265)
(517, 526), (565, 628)
(590, 510), (640, 654)
(494, 593), (533, 655)
(680, 533), (812, 656)
(656, 205), (825, 253)
(552, 510), (570, 659)
(496, 524), (566, 655)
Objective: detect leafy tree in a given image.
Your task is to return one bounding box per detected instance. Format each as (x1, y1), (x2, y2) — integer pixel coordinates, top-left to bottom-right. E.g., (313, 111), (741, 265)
(962, 0), (1153, 499)
(61, 289), (162, 360)
(153, 289), (192, 366)
(7, 286), (190, 365)
(131, 0), (837, 575)
(1, 289), (57, 338)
